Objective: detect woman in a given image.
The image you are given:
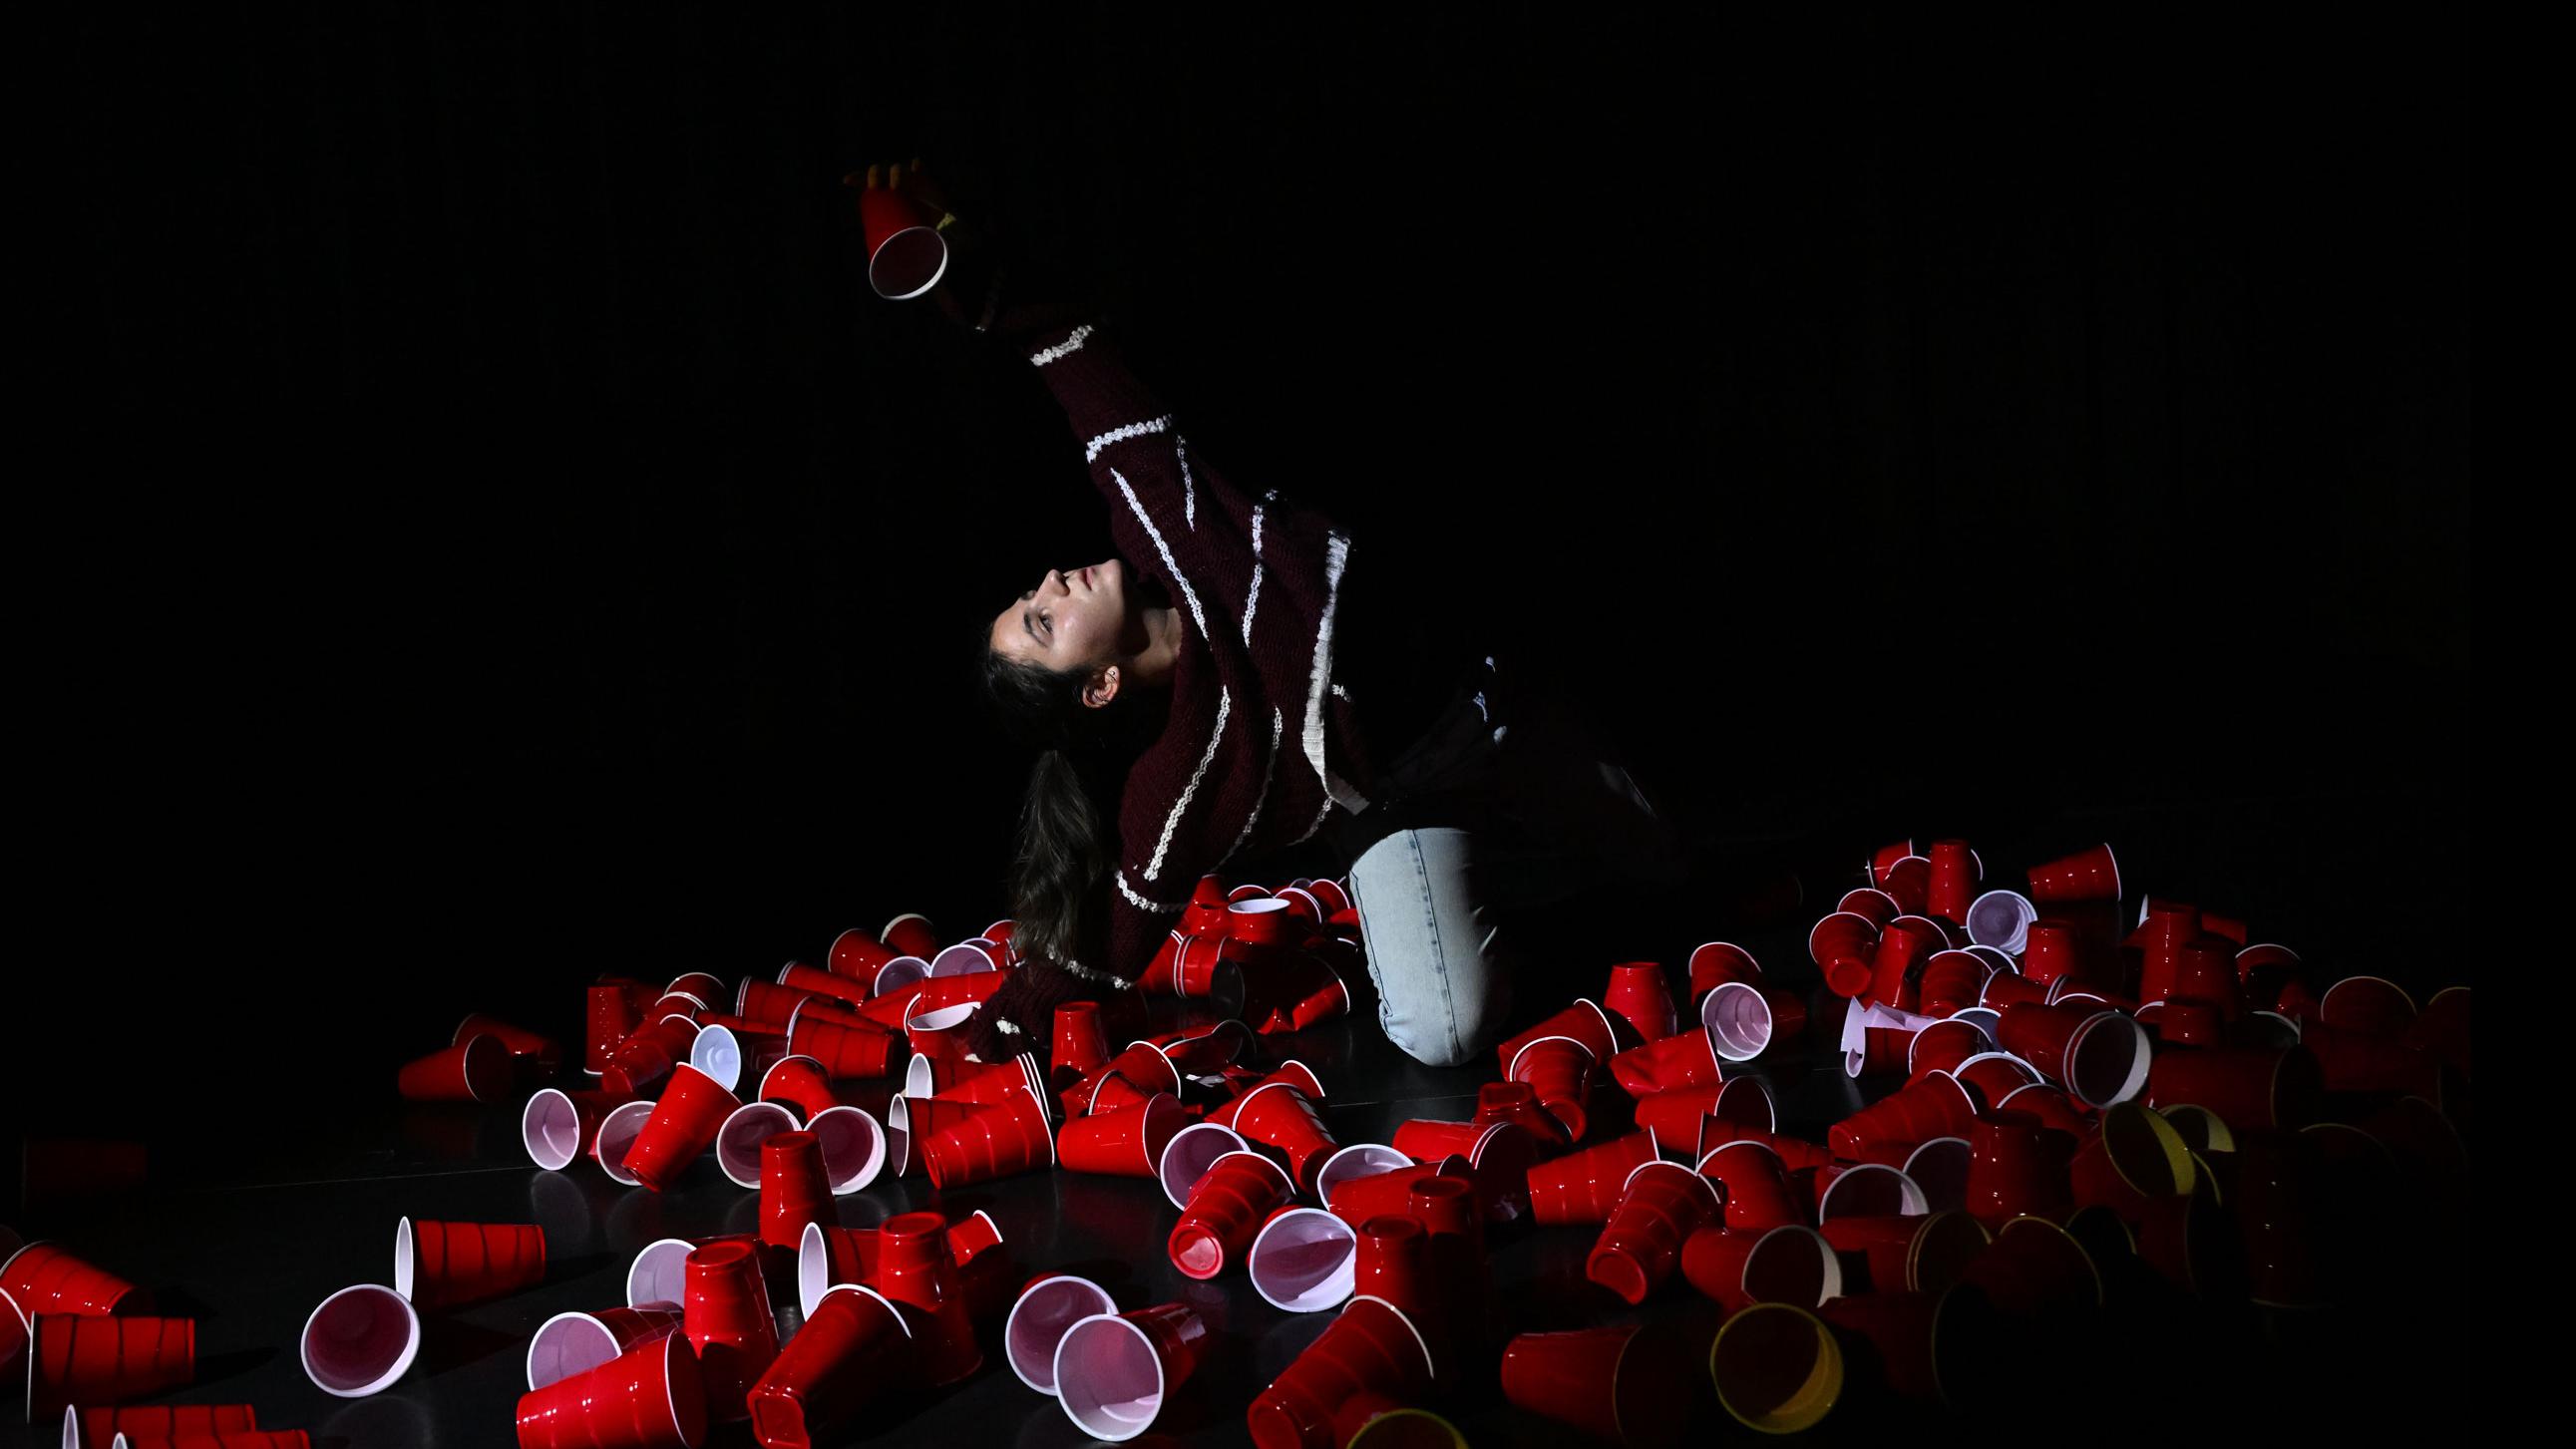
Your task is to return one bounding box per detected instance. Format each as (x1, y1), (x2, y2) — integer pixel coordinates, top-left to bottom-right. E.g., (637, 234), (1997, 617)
(923, 208), (1692, 1067)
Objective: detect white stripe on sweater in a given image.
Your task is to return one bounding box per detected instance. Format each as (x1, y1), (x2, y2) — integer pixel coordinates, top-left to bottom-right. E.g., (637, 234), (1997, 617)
(1222, 707), (1286, 867)
(1028, 324), (1093, 366)
(1144, 686), (1230, 883)
(1242, 498), (1266, 647)
(1087, 415), (1171, 464)
(1177, 435), (1196, 530)
(1301, 533), (1369, 833)
(1116, 868), (1190, 914)
(1113, 468), (1208, 641)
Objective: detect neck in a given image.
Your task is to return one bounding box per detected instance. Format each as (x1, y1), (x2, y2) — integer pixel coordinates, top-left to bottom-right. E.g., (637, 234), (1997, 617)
(1132, 604), (1184, 689)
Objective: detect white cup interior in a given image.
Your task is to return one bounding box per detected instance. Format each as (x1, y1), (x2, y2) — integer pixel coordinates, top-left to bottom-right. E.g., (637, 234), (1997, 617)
(689, 1026), (744, 1094)
(526, 1310), (619, 1391)
(1157, 1122), (1248, 1210)
(626, 1238), (695, 1309)
(1702, 981), (1774, 1061)
(1313, 1143), (1411, 1204)
(1815, 1163), (1930, 1220)
(807, 1105), (887, 1194)
(1005, 1275), (1118, 1394)
(594, 1101), (657, 1186)
(1055, 1313), (1166, 1442)
(1248, 1208), (1357, 1312)
(300, 1283), (421, 1397)
(523, 1089), (580, 1171)
(715, 1102), (800, 1188)
(1743, 1225), (1845, 1306)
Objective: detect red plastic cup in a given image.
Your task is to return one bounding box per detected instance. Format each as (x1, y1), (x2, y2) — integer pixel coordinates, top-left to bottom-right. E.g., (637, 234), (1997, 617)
(941, 1055), (1052, 1111)
(1954, 1216), (2102, 1317)
(1231, 1084), (1340, 1192)
(1882, 857), (1932, 915)
(1926, 840), (1978, 925)
(756, 1057), (839, 1120)
(1056, 1302), (1210, 1442)
(886, 1095), (987, 1177)
(827, 926), (896, 979)
(1500, 1322), (1692, 1449)
(1389, 1118), (1485, 1163)
(756, 1132), (834, 1253)
(1005, 1274), (1119, 1394)
(1247, 1296), (1437, 1449)
(602, 1015), (704, 1097)
(1205, 1062), (1326, 1128)
(787, 1012), (905, 1081)
(73, 1405), (260, 1449)
(626, 1235), (756, 1311)
(1605, 1026), (1721, 1098)
(527, 1305), (686, 1390)
(0, 1242), (144, 1317)
(398, 1035), (514, 1104)
(1053, 1001), (1112, 1079)
(1906, 1018), (1988, 1083)
(1472, 1081), (1571, 1150)
(881, 912), (940, 959)
(794, 1223), (879, 1317)
(1707, 1302), (1844, 1434)
(1158, 1120), (1253, 1209)
(744, 1282), (909, 1449)
(1997, 1001), (2151, 1109)
(397, 1218), (546, 1310)
(1587, 1161), (1721, 1304)
(1827, 1070), (1980, 1164)
(514, 1325), (706, 1449)
(2145, 1045), (2324, 1132)
(298, 1283), (418, 1398)
(2028, 843), (2120, 904)
(1495, 1000), (1623, 1074)
(1680, 1224), (1844, 1313)
(869, 1215), (981, 1387)
(1996, 1083), (2091, 1137)
(1864, 919), (1939, 1012)
(1953, 1051), (2040, 1107)
(687, 1023), (789, 1096)
(1170, 1150), (1294, 1279)
(587, 985), (637, 1075)
(682, 1239), (776, 1423)
(622, 1065), (740, 1192)
(593, 1101), (660, 1187)
(1507, 1037), (1598, 1140)
(1696, 1141), (1805, 1232)
(1326, 1159), (1469, 1230)
(28, 1313), (193, 1419)
(524, 1087), (639, 1172)
(1816, 1290), (1945, 1402)
(920, 1085), (1058, 1189)
(736, 979), (824, 1030)
(1602, 962), (1678, 1043)
(1963, 1112), (2075, 1230)
(1527, 1131), (1660, 1226)
(1059, 1093), (1190, 1178)
(1808, 912), (1880, 998)
(2066, 1101), (2197, 1223)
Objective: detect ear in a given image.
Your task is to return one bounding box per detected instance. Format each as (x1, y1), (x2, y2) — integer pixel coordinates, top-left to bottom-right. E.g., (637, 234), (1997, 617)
(1083, 664), (1120, 710)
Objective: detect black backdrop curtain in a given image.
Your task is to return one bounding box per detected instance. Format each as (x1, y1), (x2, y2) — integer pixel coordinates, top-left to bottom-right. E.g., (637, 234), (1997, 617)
(16, 4), (2469, 1160)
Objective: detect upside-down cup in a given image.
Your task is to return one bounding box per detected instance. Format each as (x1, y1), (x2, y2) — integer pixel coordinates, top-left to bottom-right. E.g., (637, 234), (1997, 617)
(587, 985), (637, 1074)
(1500, 1322), (1692, 1449)
(1055, 1303), (1210, 1442)
(1495, 1000), (1624, 1075)
(1528, 1130), (1661, 1226)
(744, 1283), (910, 1449)
(622, 1065), (739, 1193)
(1602, 962), (1678, 1043)
(1054, 1001), (1112, 1080)
(681, 1240), (776, 1423)
(1170, 1150), (1294, 1279)
(1826, 1070), (1980, 1165)
(0, 1243), (146, 1317)
(1231, 1084), (1340, 1193)
(527, 1305), (687, 1390)
(1605, 1026), (1721, 1098)
(1916, 950), (1992, 1019)
(1005, 1274), (1119, 1394)
(920, 1085), (1057, 1190)
(757, 1056), (839, 1121)
(1708, 1302), (1842, 1434)
(1700, 981), (1805, 1062)
(1998, 1002), (2152, 1109)
(1060, 1093), (1190, 1178)
(514, 1325), (706, 1449)
(757, 1132), (835, 1254)
(26, 1313), (192, 1418)
(300, 1285), (416, 1399)
(1688, 941), (1764, 998)
(1680, 1224), (1844, 1313)
(1696, 1139), (1806, 1231)
(2027, 843), (2120, 904)
(603, 1016), (704, 1097)
(1587, 1161), (1721, 1304)
(524, 1087), (640, 1172)
(397, 1218), (547, 1310)
(1964, 1111), (2076, 1230)
(1926, 839), (1979, 924)
(1247, 1295), (1437, 1449)
(1864, 919), (1939, 1012)
(398, 1035), (514, 1104)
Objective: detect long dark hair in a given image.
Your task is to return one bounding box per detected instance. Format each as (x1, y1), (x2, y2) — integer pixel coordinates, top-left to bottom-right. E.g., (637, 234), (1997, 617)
(972, 606), (1168, 980)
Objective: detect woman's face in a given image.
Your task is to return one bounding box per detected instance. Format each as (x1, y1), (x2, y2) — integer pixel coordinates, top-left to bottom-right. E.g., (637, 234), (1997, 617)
(987, 556), (1134, 696)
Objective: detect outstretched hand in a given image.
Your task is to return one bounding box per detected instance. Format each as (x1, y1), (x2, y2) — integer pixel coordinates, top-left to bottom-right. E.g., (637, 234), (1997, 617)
(847, 158), (1006, 329)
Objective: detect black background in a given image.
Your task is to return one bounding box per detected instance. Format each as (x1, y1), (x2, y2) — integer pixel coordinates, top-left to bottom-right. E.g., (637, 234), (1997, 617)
(15, 5), (2469, 1175)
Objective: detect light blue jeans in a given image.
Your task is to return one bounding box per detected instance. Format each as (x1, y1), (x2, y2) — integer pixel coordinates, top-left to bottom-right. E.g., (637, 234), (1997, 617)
(1341, 663), (1686, 1068)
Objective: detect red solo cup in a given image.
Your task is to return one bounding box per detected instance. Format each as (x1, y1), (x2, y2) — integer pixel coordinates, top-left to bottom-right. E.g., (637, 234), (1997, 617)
(1700, 982), (1804, 1062)
(2303, 1020), (2441, 1095)
(623, 1065), (740, 1192)
(603, 1016), (703, 1097)
(1602, 961), (1678, 1042)
(887, 1092), (990, 1177)
(786, 1012), (905, 1081)
(1495, 1000), (1623, 1074)
(941, 1055), (1052, 1111)
(1054, 1001), (1112, 1079)
(2019, 920), (2085, 988)
(778, 961), (867, 1007)
(458, 1012), (566, 1077)
(1312, 1143), (1410, 1207)
(1472, 1082), (1570, 1150)
(665, 970), (726, 1003)
(869, 956), (932, 1000)
(795, 1222), (879, 1315)
(1056, 1302), (1209, 1442)
(906, 969), (1012, 1016)
(1902, 1136), (1976, 1215)
(1, 1242), (144, 1316)
(1177, 934), (1250, 1003)
(682, 1239), (777, 1422)
(736, 979), (825, 1030)
(1907, 1018), (1987, 1082)
(879, 912), (939, 959)
(1916, 950), (1991, 1019)
(1170, 1150), (1294, 1279)
(514, 1326), (706, 1449)
(1134, 930), (1187, 995)
(827, 925), (896, 979)
(688, 1023), (789, 1096)
(1207, 1062), (1326, 1128)
(1981, 970), (2050, 1010)
(1954, 1051), (2040, 1106)
(1996, 1083), (2091, 1137)
(1155, 1018), (1254, 1074)
(757, 1056), (839, 1120)
(1158, 1121), (1253, 1209)
(1527, 1130), (1659, 1226)
(713, 1101), (799, 1190)
(397, 1035), (513, 1104)
(1681, 1224), (1844, 1313)
(756, 1132), (834, 1253)
(2028, 842), (2120, 904)
(1500, 1322), (1692, 1449)
(28, 1313), (193, 1418)
(1814, 1161), (1930, 1222)
(649, 993), (709, 1024)
(1587, 1161), (1721, 1304)
(1005, 1274), (1118, 1394)
(863, 1217), (974, 1388)
(1998, 1002), (2151, 1109)
(1325, 1159), (1468, 1230)
(1508, 1026), (1603, 1137)
(1231, 1084), (1340, 1193)
(625, 1235), (755, 1311)
(2404, 985), (2471, 1077)
(1926, 839), (1978, 925)
(1963, 1112), (2075, 1230)
(1707, 1302), (1843, 1434)
(1687, 941), (1764, 998)
(1966, 889), (2036, 953)
(1389, 1117), (1482, 1163)
(802, 1104), (887, 1194)
(1867, 839), (1916, 887)
(2162, 937), (2247, 1018)
(299, 1284), (417, 1397)
(1247, 1296), (1437, 1449)
(1626, 1083), (1733, 1146)
(527, 1305), (686, 1391)
(592, 1100), (659, 1187)
(921, 1085), (1057, 1189)
(903, 1004), (978, 1068)
(1692, 1121), (1833, 1174)
(2155, 1000), (2222, 1047)
(397, 1218), (546, 1310)
(1696, 1140), (1805, 1231)
(1249, 1208), (1359, 1312)
(2146, 1044), (2324, 1132)
(1229, 896), (1305, 945)
(73, 1406), (260, 1449)
(1089, 1042), (1186, 1110)
(1827, 1070), (1980, 1164)
(1714, 1074), (1781, 1133)
(1808, 912), (1880, 998)
(524, 1087), (639, 1172)
(1882, 856), (1931, 915)
(1815, 1290), (1944, 1403)
(2067, 1101), (2196, 1224)
(1864, 919), (1938, 1011)
(1954, 1216), (2102, 1317)
(1836, 888), (1900, 927)
(744, 1283), (908, 1449)
(587, 985), (637, 1075)
(1060, 1093), (1190, 1178)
